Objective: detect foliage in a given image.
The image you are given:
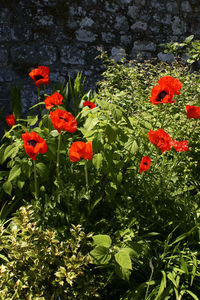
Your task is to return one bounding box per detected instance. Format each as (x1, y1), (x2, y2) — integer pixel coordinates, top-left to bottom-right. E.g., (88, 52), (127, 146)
(162, 35), (200, 64)
(1, 55), (200, 298)
(0, 206), (102, 299)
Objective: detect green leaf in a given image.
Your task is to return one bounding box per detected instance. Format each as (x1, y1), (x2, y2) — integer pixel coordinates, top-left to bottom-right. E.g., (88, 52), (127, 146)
(155, 270), (167, 299)
(115, 250), (132, 270)
(1, 144), (18, 163)
(92, 153), (103, 171)
(36, 162), (49, 180)
(185, 35), (194, 43)
(185, 290), (199, 300)
(3, 181), (12, 195)
(27, 115), (38, 126)
(181, 257), (189, 275)
(17, 180), (25, 190)
(8, 165), (21, 182)
(124, 138), (138, 155)
(115, 264), (132, 281)
(90, 246), (111, 264)
(84, 117), (99, 132)
(92, 234), (112, 248)
(50, 130), (59, 137)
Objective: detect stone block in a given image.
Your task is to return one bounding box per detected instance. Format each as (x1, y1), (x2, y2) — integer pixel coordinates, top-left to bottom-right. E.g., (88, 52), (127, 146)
(80, 17), (94, 28)
(60, 46), (85, 65)
(181, 1), (192, 12)
(172, 17), (186, 35)
(11, 45), (57, 65)
(101, 32), (116, 43)
(76, 29), (97, 42)
(131, 21), (147, 31)
(127, 6), (140, 19)
(0, 48), (8, 67)
(166, 1), (179, 14)
(110, 47), (126, 62)
(114, 15), (129, 31)
(120, 35), (132, 46)
(0, 24), (11, 42)
(157, 52), (174, 63)
(133, 41), (156, 51)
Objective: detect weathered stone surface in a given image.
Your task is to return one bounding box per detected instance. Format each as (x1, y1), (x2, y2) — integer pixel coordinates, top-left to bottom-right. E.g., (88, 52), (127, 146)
(110, 47), (126, 62)
(172, 17), (186, 35)
(0, 24), (11, 42)
(60, 46), (85, 65)
(11, 45), (57, 65)
(0, 48), (8, 67)
(76, 29), (97, 42)
(166, 1), (179, 14)
(133, 41), (156, 52)
(131, 21), (147, 31)
(102, 32), (116, 43)
(181, 1), (192, 12)
(120, 35), (132, 46)
(157, 52), (174, 63)
(11, 25), (32, 41)
(114, 16), (129, 31)
(134, 0), (146, 6)
(80, 17), (94, 28)
(127, 6), (140, 19)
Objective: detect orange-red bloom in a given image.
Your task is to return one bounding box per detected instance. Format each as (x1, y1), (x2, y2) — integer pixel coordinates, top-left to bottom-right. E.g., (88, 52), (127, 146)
(5, 114), (16, 127)
(50, 109), (77, 133)
(44, 92), (63, 110)
(29, 66), (50, 89)
(150, 76), (182, 105)
(22, 131), (47, 161)
(148, 129), (171, 153)
(171, 139), (189, 152)
(69, 141), (93, 162)
(185, 105), (200, 119)
(139, 156), (151, 174)
(83, 101), (96, 109)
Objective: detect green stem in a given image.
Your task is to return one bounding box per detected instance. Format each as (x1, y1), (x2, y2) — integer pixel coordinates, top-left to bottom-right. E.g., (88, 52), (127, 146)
(44, 85), (46, 97)
(33, 160), (38, 200)
(160, 104), (167, 128)
(84, 160), (89, 195)
(145, 259), (154, 300)
(56, 133), (62, 178)
(37, 87), (42, 116)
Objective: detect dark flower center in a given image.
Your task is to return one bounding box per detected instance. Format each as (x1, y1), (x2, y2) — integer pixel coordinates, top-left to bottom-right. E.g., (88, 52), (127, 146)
(28, 140), (37, 147)
(34, 75), (43, 81)
(143, 162), (148, 165)
(59, 117), (68, 122)
(157, 91), (167, 101)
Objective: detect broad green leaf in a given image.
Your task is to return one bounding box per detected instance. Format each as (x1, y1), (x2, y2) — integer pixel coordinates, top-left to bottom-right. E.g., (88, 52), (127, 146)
(167, 272), (178, 289)
(92, 153), (103, 171)
(115, 250), (132, 270)
(90, 246), (111, 264)
(84, 117), (99, 132)
(50, 130), (59, 137)
(3, 181), (12, 195)
(17, 180), (25, 190)
(115, 264), (132, 281)
(8, 165), (21, 182)
(124, 138), (138, 155)
(2, 144), (18, 163)
(180, 257), (189, 275)
(36, 162), (49, 180)
(92, 234), (112, 248)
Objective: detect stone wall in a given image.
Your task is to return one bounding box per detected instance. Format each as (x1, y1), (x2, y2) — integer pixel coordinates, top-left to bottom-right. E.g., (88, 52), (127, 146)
(0, 0), (200, 115)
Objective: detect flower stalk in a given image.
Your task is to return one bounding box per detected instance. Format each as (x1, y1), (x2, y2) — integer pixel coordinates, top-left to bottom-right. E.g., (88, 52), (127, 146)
(33, 160), (38, 200)
(84, 160), (89, 195)
(56, 133), (62, 178)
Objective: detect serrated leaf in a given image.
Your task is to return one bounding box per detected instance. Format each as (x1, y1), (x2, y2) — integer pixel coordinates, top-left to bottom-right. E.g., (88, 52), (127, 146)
(125, 138), (138, 155)
(90, 246), (111, 264)
(115, 250), (132, 270)
(92, 234), (112, 248)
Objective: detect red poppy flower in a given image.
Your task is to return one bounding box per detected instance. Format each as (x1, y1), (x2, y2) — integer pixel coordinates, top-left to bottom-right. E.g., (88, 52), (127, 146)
(171, 139), (189, 152)
(5, 114), (16, 127)
(150, 76), (182, 105)
(139, 156), (151, 174)
(29, 66), (50, 89)
(158, 76), (182, 95)
(22, 131), (47, 161)
(44, 92), (64, 110)
(185, 105), (200, 119)
(83, 101), (96, 109)
(69, 141), (93, 162)
(50, 109), (77, 133)
(148, 129), (171, 153)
